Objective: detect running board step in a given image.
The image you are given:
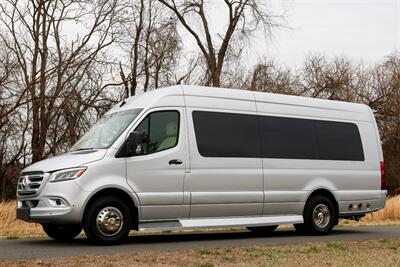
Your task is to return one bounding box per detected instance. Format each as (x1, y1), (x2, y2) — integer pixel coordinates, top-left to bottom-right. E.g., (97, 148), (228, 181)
(139, 215), (303, 231)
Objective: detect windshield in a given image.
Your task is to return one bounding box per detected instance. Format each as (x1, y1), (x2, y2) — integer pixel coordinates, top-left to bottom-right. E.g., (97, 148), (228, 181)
(70, 109), (142, 151)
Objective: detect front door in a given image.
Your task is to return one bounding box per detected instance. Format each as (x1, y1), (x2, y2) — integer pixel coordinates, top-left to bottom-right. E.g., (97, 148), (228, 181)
(125, 108), (189, 221)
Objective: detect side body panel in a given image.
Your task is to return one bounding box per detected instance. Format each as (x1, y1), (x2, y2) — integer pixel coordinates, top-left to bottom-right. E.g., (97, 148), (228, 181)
(255, 94), (383, 216)
(184, 89), (264, 218)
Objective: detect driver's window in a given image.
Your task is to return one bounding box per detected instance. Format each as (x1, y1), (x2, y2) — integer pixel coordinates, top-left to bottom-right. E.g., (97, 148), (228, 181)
(134, 111), (179, 155)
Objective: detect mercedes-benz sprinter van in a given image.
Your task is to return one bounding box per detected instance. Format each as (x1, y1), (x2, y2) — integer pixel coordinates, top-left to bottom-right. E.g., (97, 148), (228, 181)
(16, 85), (387, 245)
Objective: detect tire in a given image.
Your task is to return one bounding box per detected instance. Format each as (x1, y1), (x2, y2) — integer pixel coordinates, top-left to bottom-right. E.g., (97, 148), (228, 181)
(295, 195), (336, 235)
(83, 196), (133, 245)
(293, 223), (307, 233)
(247, 225), (278, 234)
(42, 224), (82, 241)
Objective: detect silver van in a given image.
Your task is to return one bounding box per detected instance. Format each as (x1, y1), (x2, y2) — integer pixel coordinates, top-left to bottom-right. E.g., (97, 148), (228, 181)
(16, 86), (387, 245)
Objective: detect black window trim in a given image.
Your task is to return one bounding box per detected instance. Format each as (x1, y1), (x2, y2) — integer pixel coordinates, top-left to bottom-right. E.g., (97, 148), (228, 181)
(192, 110), (365, 162)
(118, 109), (181, 157)
(313, 118), (365, 161)
(192, 110), (261, 158)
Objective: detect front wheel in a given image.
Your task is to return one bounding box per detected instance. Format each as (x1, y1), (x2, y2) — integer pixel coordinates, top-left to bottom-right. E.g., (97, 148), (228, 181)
(83, 196), (132, 245)
(294, 195), (336, 235)
(42, 224), (82, 241)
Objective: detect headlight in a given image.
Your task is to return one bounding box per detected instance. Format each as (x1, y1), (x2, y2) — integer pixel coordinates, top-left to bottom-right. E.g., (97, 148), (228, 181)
(49, 167), (87, 183)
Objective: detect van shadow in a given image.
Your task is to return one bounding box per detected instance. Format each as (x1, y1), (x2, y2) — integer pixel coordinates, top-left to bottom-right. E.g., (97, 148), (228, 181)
(123, 227), (363, 244)
(126, 229), (298, 244)
(23, 227), (365, 247)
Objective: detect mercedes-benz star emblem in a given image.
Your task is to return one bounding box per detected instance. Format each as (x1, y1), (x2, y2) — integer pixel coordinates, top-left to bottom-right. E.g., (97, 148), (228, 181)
(21, 176), (28, 189)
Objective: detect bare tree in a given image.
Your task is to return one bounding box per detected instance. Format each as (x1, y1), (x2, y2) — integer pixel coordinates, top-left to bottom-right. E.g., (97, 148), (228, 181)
(119, 0), (182, 96)
(247, 60), (299, 95)
(0, 41), (26, 129)
(300, 55), (357, 100)
(369, 54), (400, 190)
(158, 0), (280, 87)
(127, 0), (145, 97)
(0, 0), (122, 163)
(0, 41), (28, 201)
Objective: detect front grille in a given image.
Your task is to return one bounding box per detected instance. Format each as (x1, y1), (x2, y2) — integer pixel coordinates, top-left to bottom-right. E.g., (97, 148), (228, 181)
(17, 171), (44, 196)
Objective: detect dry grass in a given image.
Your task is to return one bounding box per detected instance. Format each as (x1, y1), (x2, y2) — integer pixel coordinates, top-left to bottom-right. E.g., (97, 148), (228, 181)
(0, 201), (43, 238)
(1, 239), (400, 266)
(1, 196), (399, 239)
(364, 196), (400, 221)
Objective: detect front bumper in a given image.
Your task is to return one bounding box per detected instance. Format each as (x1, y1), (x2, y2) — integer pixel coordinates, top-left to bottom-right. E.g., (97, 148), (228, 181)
(16, 206), (30, 221)
(16, 179), (90, 224)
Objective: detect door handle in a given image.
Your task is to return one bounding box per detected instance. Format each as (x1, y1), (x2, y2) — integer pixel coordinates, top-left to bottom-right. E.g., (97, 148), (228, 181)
(169, 159), (182, 165)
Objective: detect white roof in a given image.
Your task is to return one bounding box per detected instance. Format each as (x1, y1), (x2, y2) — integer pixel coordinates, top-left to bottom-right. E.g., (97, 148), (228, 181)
(108, 85), (372, 122)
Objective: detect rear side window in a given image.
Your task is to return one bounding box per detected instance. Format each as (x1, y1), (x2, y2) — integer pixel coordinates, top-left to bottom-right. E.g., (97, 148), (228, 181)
(315, 120), (364, 161)
(260, 116), (364, 161)
(192, 111), (261, 158)
(260, 116), (319, 159)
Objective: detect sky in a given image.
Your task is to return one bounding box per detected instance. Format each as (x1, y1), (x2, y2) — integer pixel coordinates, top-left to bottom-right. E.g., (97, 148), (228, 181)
(263, 0), (400, 66)
(181, 0), (400, 68)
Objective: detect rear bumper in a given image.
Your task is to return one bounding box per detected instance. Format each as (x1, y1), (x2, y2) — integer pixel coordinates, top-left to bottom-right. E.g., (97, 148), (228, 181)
(337, 190), (387, 216)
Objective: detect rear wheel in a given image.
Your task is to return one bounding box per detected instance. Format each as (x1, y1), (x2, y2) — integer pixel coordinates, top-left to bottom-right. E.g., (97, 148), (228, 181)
(247, 225), (278, 234)
(294, 195), (336, 235)
(42, 224), (82, 241)
(83, 196), (132, 245)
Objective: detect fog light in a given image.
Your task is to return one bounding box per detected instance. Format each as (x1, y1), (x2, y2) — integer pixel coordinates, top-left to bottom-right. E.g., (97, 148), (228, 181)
(48, 198), (68, 207)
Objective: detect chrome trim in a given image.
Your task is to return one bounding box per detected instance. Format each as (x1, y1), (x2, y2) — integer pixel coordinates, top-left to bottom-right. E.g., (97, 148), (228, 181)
(312, 204), (331, 228)
(96, 206), (124, 237)
(139, 215), (304, 231)
(17, 172), (44, 196)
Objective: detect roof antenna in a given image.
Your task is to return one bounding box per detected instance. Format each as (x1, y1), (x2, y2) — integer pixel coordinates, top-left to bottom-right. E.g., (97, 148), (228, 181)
(119, 100), (126, 107)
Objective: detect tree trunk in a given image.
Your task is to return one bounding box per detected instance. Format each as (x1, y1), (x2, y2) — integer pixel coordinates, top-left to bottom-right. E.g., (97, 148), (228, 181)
(131, 0), (145, 96)
(211, 69), (221, 87)
(1, 173), (6, 202)
(31, 90), (41, 163)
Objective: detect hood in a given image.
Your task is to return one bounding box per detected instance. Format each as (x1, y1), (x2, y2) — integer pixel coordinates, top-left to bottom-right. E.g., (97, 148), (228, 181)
(22, 149), (107, 173)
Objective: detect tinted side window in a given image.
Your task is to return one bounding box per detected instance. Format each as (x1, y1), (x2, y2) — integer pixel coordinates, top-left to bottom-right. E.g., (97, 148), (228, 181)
(134, 111), (179, 155)
(192, 111), (261, 158)
(260, 116), (319, 159)
(315, 120), (364, 161)
(260, 115), (364, 161)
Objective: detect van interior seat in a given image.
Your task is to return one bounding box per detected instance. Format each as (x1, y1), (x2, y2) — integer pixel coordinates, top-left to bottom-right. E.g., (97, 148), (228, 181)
(157, 122), (177, 151)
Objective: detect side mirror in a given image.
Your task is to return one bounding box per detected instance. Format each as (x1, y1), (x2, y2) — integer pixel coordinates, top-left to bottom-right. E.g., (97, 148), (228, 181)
(116, 131), (142, 158)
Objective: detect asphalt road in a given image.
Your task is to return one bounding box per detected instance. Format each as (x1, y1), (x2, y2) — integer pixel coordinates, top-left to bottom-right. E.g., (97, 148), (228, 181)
(1, 226), (400, 261)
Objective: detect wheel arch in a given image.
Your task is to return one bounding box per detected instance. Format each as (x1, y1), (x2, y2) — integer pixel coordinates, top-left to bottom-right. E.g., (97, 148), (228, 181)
(306, 188), (339, 225)
(82, 187), (140, 230)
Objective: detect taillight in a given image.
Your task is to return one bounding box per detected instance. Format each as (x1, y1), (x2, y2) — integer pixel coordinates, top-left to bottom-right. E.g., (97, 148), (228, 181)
(380, 161), (386, 190)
